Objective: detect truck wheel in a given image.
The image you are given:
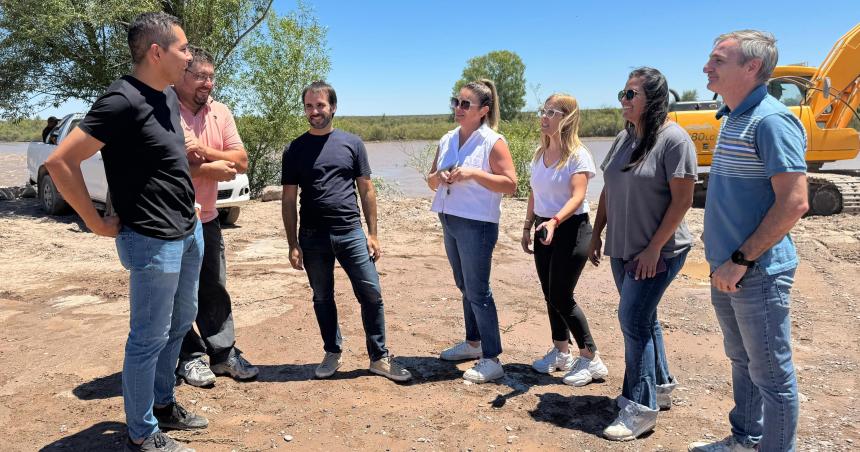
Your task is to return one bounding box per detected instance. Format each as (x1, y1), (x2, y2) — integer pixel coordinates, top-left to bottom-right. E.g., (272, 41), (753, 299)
(38, 173), (70, 215)
(219, 207), (241, 225)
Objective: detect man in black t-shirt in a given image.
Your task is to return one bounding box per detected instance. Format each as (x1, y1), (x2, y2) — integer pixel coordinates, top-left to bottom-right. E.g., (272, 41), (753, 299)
(281, 81), (411, 382)
(46, 12), (206, 452)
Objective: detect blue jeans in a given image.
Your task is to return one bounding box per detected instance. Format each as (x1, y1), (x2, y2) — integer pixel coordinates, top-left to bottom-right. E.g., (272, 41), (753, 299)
(115, 221), (203, 441)
(711, 266), (798, 452)
(439, 213), (502, 359)
(299, 226), (388, 361)
(610, 249), (688, 411)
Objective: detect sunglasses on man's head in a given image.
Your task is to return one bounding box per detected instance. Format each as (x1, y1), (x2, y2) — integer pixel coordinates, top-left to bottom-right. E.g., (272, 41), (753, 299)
(617, 89), (639, 101)
(450, 97), (480, 110)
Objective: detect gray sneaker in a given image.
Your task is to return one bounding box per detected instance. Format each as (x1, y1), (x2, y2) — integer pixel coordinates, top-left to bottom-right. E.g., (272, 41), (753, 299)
(153, 402), (209, 431)
(315, 352), (342, 379)
(176, 358), (216, 387)
(210, 353), (259, 381)
(125, 432), (194, 452)
(370, 356), (412, 382)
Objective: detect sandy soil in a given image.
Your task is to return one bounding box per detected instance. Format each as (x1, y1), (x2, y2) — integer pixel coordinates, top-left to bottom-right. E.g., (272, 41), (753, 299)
(0, 196), (858, 452)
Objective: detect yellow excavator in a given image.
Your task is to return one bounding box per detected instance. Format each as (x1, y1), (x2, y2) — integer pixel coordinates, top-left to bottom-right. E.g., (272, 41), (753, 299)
(671, 23), (860, 215)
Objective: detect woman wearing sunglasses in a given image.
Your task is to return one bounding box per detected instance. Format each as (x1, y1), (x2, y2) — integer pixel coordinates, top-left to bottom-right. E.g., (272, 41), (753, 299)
(521, 94), (608, 386)
(589, 67), (696, 441)
(427, 79), (517, 383)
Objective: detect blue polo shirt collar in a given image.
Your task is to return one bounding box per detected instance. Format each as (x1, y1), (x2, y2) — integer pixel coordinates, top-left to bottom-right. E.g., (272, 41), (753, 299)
(715, 84), (767, 119)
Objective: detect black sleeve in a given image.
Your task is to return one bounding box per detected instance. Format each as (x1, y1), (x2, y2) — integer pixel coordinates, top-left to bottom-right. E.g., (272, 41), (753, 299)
(281, 142), (299, 185)
(77, 92), (133, 145)
(354, 139), (371, 178)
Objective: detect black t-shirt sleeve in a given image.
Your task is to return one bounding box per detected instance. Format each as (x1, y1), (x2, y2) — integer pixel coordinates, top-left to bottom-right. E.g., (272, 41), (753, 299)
(281, 141), (298, 185)
(78, 92), (132, 144)
(354, 138), (371, 178)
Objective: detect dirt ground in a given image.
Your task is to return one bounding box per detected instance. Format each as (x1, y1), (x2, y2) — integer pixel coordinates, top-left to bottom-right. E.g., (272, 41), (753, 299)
(1, 195), (858, 452)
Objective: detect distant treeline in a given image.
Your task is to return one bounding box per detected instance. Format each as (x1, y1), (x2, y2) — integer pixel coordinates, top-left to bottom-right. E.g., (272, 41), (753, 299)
(5, 108), (855, 144)
(0, 118), (44, 142)
(335, 109), (626, 142)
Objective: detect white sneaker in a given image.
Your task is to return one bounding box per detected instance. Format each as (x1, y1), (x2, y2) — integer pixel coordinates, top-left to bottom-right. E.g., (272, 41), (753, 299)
(315, 352), (342, 379)
(602, 402), (657, 441)
(463, 358), (504, 383)
(440, 341), (482, 361)
(562, 354), (608, 387)
(656, 379), (677, 410)
(532, 347), (575, 374)
(688, 436), (756, 452)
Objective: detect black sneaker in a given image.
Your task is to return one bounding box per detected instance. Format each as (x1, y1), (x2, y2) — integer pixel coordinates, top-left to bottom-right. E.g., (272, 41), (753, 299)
(124, 431), (194, 451)
(153, 402), (209, 430)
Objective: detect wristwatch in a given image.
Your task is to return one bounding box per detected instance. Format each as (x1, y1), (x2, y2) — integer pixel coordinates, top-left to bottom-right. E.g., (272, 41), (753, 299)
(731, 249), (755, 267)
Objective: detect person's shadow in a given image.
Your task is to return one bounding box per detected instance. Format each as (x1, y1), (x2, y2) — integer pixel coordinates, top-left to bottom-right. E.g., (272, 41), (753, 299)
(529, 392), (620, 438)
(39, 421), (126, 451)
(73, 372), (122, 400)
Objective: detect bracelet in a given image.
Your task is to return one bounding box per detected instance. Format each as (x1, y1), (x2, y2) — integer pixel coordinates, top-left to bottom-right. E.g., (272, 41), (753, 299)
(551, 215), (561, 226)
(523, 227), (531, 230)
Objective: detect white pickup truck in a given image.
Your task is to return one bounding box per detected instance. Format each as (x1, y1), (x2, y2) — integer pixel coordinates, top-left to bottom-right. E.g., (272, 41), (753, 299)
(27, 113), (250, 224)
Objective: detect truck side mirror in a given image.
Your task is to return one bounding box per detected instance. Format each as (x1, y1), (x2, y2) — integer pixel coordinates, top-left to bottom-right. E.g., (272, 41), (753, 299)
(823, 77), (831, 99)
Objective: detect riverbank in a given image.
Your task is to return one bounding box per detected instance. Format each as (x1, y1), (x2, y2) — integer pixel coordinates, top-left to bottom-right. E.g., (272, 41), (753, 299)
(0, 195), (858, 451)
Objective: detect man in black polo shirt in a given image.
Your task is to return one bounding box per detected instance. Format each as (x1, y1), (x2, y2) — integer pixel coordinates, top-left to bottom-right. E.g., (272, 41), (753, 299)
(281, 81), (411, 382)
(46, 12), (206, 452)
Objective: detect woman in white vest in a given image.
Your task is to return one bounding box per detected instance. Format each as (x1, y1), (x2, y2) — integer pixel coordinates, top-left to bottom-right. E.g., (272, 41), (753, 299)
(427, 79), (517, 383)
(521, 93), (608, 387)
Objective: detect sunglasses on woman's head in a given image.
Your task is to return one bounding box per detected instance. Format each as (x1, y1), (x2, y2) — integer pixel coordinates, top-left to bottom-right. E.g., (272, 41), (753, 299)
(450, 97), (480, 110)
(617, 89), (639, 101)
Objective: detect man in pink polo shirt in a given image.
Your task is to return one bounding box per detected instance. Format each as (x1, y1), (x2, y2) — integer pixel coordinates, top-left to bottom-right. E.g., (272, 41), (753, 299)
(174, 45), (258, 386)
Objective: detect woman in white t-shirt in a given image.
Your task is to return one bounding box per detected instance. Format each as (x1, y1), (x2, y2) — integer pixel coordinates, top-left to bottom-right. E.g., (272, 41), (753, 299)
(520, 93), (607, 387)
(426, 79), (518, 384)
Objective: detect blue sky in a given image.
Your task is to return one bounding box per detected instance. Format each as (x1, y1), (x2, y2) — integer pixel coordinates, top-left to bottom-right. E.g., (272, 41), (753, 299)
(42, 1), (859, 117)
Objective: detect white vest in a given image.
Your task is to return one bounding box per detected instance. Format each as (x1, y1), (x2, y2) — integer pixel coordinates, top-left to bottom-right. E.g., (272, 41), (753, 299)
(430, 123), (505, 223)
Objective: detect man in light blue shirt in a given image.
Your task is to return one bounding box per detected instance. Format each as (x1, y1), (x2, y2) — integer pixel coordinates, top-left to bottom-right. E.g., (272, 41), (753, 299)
(689, 30), (809, 452)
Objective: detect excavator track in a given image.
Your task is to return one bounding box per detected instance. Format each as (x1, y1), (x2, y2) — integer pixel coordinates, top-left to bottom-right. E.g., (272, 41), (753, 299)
(808, 172), (860, 215)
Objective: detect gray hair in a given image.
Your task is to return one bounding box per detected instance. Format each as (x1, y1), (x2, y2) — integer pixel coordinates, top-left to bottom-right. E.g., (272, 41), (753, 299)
(714, 30), (778, 85)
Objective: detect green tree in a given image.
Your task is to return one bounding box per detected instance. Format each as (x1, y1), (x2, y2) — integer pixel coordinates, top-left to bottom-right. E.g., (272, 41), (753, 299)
(231, 6), (330, 196)
(680, 89), (698, 101)
(0, 0), (273, 119)
(453, 50), (526, 121)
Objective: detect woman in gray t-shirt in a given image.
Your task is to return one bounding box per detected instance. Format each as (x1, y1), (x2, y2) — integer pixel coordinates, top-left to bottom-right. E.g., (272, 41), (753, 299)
(588, 67), (697, 441)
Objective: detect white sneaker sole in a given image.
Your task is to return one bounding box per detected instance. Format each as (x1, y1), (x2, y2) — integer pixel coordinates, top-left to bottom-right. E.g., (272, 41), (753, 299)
(463, 371), (504, 383)
(369, 366), (412, 382)
(440, 352), (482, 361)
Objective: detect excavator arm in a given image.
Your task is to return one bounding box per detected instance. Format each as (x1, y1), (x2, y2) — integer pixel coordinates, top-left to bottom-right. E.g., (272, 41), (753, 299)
(807, 23), (860, 129)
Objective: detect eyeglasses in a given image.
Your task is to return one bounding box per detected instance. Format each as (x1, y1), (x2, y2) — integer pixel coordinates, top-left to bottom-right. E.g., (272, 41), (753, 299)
(450, 97), (481, 110)
(185, 69), (215, 83)
(617, 89), (640, 101)
(537, 107), (566, 119)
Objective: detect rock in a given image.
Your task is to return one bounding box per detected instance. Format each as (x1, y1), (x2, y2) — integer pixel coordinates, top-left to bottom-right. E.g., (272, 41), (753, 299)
(261, 185), (282, 202)
(21, 184), (36, 198)
(283, 434), (293, 442)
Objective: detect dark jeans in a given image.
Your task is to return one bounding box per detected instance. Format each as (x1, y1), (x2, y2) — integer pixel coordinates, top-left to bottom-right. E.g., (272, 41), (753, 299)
(439, 213), (503, 359)
(610, 248), (688, 410)
(179, 218), (238, 365)
(533, 213), (597, 352)
(299, 226), (388, 361)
